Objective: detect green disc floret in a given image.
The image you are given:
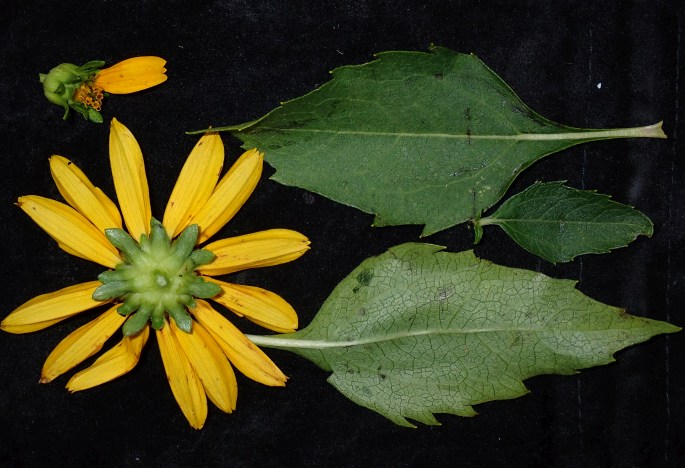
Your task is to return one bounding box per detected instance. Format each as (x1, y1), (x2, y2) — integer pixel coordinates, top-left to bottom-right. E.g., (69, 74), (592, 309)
(93, 219), (221, 336)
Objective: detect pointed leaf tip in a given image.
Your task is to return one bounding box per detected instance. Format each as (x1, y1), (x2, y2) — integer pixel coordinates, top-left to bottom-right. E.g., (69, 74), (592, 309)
(260, 243), (678, 426)
(481, 182), (654, 262)
(221, 47), (666, 235)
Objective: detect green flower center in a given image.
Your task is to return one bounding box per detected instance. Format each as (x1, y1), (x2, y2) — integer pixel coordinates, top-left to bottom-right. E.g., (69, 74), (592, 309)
(93, 219), (221, 336)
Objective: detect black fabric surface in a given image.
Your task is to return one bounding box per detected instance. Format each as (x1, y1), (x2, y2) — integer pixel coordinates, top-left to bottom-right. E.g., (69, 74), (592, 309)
(1, 1), (683, 466)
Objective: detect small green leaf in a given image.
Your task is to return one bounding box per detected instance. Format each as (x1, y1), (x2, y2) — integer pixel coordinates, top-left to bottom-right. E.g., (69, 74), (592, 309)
(171, 224), (199, 262)
(149, 218), (171, 251)
(70, 103), (89, 121)
(92, 281), (130, 301)
(97, 269), (125, 284)
(151, 305), (165, 330)
(203, 46), (665, 236)
(122, 305), (152, 336)
(78, 60), (105, 73)
(251, 243), (678, 427)
(87, 108), (103, 123)
(104, 228), (142, 262)
(117, 294), (141, 316)
(167, 304), (192, 333)
(186, 278), (221, 299)
(476, 181), (653, 263)
(188, 249), (216, 268)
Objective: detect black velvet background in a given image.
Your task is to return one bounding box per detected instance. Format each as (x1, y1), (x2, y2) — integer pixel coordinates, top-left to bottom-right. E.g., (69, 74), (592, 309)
(1, 1), (683, 466)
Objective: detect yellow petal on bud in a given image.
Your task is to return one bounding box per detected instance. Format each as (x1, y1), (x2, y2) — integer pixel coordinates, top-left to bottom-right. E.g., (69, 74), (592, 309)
(17, 196), (121, 268)
(207, 278), (298, 333)
(67, 326), (149, 391)
(41, 306), (126, 383)
(189, 148), (263, 243)
(1, 281), (105, 334)
(169, 319), (237, 413)
(192, 300), (287, 387)
(157, 318), (208, 429)
(163, 132), (224, 238)
(109, 118), (151, 241)
(94, 56), (167, 94)
(50, 155), (123, 232)
(198, 229), (310, 276)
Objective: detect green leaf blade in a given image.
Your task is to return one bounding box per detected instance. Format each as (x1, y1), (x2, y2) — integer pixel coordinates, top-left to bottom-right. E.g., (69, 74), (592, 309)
(223, 47), (664, 235)
(256, 243), (678, 427)
(478, 181), (654, 262)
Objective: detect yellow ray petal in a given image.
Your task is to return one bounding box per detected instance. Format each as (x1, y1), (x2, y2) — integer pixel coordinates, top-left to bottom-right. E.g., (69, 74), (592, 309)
(95, 56), (167, 94)
(41, 306), (126, 383)
(50, 155), (123, 232)
(17, 196), (121, 268)
(169, 319), (237, 413)
(162, 132), (224, 238)
(1, 281), (106, 334)
(198, 229), (310, 276)
(58, 241), (109, 261)
(189, 148), (263, 243)
(109, 118), (151, 240)
(67, 326), (149, 391)
(192, 300), (286, 387)
(157, 318), (207, 429)
(207, 279), (298, 333)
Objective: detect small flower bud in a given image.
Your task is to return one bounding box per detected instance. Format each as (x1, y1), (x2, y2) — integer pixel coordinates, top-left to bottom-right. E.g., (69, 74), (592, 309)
(39, 57), (166, 122)
(39, 60), (103, 121)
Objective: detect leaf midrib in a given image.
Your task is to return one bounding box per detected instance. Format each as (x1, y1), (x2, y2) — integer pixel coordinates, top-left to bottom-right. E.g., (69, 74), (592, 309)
(253, 126), (650, 141)
(483, 217), (646, 227)
(247, 325), (611, 350)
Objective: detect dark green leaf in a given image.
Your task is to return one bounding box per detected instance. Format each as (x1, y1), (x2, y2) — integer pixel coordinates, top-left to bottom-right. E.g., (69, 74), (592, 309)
(252, 243), (678, 427)
(205, 47), (665, 235)
(475, 181), (653, 262)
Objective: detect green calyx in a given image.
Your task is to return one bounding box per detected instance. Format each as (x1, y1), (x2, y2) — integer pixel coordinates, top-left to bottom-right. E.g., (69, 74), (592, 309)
(93, 219), (221, 336)
(39, 60), (105, 122)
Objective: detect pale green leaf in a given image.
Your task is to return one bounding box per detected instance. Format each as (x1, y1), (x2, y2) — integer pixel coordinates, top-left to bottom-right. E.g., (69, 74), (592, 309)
(250, 243), (679, 427)
(204, 46), (665, 236)
(475, 181), (653, 263)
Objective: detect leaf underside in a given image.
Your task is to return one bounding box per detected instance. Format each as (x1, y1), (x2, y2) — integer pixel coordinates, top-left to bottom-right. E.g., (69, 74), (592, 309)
(222, 46), (663, 236)
(477, 181), (654, 263)
(263, 243), (678, 427)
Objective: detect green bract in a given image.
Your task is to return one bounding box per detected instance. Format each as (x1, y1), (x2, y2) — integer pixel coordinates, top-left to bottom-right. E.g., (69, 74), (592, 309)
(93, 219), (221, 336)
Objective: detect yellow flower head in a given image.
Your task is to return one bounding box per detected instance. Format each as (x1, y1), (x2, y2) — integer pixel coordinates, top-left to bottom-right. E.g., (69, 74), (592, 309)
(2, 119), (310, 429)
(40, 57), (167, 123)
